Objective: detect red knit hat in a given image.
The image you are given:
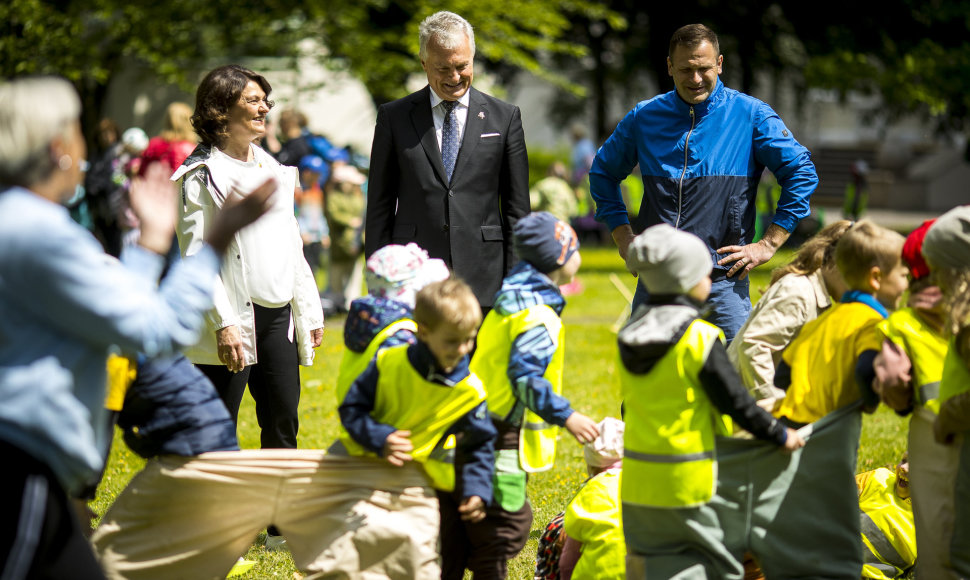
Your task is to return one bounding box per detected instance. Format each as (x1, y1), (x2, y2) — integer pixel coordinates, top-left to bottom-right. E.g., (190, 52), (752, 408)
(902, 219), (936, 280)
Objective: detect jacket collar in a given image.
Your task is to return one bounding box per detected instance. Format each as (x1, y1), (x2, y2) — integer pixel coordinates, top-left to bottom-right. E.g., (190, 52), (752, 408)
(671, 78), (725, 119)
(808, 269), (833, 310)
(407, 341), (471, 386)
(170, 143), (212, 182)
(840, 290), (889, 319)
(411, 86), (488, 187)
(451, 87), (488, 183)
(492, 261), (566, 316)
(412, 86), (449, 186)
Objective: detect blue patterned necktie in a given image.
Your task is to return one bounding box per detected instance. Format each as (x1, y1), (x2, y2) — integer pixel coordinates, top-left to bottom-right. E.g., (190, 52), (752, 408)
(441, 100), (459, 182)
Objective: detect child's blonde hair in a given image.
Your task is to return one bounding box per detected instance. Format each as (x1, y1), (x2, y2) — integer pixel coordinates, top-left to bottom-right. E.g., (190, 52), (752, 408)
(834, 220), (905, 290)
(413, 278), (482, 333)
(769, 219), (853, 286)
(160, 102), (197, 143)
(935, 268), (970, 337)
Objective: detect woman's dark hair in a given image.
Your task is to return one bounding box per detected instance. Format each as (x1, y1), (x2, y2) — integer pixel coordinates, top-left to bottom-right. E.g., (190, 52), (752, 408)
(191, 65), (273, 147)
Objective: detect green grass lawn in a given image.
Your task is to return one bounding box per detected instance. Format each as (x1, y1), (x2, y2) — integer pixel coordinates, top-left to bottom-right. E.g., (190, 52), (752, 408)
(91, 244), (908, 579)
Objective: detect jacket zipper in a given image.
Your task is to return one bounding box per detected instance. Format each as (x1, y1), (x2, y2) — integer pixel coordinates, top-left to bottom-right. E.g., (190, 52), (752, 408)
(676, 106), (695, 229)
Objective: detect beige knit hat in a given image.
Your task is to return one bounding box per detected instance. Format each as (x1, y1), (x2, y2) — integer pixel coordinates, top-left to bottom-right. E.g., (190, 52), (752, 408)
(625, 224), (712, 295)
(922, 206), (970, 273)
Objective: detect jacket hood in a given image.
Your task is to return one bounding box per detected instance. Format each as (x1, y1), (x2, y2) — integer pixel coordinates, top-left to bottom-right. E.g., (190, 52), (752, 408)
(170, 144), (211, 182)
(492, 261), (565, 316)
(343, 295), (412, 353)
(617, 298), (701, 374)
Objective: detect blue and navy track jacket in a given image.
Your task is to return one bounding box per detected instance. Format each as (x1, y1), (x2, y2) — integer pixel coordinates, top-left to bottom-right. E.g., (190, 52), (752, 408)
(590, 79), (818, 274)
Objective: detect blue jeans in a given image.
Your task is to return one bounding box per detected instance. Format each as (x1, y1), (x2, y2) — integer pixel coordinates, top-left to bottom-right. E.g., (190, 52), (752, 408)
(631, 274), (751, 344)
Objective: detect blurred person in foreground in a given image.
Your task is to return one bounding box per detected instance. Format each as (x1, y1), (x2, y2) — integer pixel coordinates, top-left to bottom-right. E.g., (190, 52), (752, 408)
(0, 76), (273, 579)
(173, 65), (324, 455)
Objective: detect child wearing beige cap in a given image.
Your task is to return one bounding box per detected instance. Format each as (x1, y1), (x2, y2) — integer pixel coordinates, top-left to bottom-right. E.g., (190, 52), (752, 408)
(618, 223), (803, 578)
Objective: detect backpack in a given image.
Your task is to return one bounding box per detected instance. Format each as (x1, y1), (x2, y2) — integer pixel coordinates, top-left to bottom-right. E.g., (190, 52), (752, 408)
(534, 511), (566, 580)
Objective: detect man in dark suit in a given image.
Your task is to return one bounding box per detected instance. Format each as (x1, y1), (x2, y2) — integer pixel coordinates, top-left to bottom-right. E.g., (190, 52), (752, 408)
(365, 11), (531, 309)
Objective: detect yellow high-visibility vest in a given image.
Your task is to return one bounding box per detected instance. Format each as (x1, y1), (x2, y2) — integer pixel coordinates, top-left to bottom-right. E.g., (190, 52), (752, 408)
(335, 318), (416, 402)
(878, 308), (947, 413)
(340, 345), (485, 491)
(620, 319), (731, 508)
(856, 468), (916, 579)
(939, 337), (970, 405)
(104, 354), (136, 412)
(471, 304), (564, 473)
(564, 469), (625, 579)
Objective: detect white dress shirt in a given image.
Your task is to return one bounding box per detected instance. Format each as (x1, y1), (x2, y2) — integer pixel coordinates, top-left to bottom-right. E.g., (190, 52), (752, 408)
(430, 90), (470, 151)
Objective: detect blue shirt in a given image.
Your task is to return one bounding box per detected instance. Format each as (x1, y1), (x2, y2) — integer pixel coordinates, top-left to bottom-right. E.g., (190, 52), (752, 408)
(0, 186), (221, 494)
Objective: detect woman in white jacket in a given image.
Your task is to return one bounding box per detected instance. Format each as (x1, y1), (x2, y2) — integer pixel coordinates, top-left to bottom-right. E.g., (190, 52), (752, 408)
(174, 65), (324, 451)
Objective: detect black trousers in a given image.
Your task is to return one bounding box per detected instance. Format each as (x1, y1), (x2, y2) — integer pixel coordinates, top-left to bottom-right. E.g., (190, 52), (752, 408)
(199, 304), (301, 449)
(0, 441), (106, 579)
(437, 489), (533, 580)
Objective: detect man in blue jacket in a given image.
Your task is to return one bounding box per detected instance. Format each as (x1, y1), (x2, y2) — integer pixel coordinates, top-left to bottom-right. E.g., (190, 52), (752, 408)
(590, 23), (818, 341)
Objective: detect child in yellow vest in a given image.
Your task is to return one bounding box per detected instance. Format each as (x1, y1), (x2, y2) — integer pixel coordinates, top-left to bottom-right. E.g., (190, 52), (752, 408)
(560, 417), (626, 580)
(617, 224), (803, 579)
(773, 220), (908, 425)
(870, 219), (955, 578)
(338, 279), (497, 535)
(335, 243), (450, 402)
(921, 206), (970, 577)
(732, 220), (906, 578)
(461, 211), (600, 580)
(856, 455), (916, 579)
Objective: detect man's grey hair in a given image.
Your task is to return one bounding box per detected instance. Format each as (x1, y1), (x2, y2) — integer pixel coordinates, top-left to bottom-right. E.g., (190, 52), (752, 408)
(418, 11), (475, 61)
(0, 77), (81, 187)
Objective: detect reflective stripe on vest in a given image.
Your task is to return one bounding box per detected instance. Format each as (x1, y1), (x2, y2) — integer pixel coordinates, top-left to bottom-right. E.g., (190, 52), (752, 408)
(878, 308), (947, 413)
(471, 304), (564, 473)
(620, 318), (729, 508)
(857, 468), (915, 579)
(860, 513), (908, 578)
(339, 345), (485, 491)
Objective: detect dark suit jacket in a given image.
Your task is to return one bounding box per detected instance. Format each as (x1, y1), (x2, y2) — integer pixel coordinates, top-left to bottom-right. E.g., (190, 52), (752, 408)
(365, 86), (530, 307)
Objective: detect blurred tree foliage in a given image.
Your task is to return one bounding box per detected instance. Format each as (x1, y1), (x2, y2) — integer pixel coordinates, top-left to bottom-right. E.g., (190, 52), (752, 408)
(303, 0), (624, 104)
(5, 0), (968, 149)
(786, 0), (970, 136)
(552, 0), (970, 142)
(0, 0), (622, 145)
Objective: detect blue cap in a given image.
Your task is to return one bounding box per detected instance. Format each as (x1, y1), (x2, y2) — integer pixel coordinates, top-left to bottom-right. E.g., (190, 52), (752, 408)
(513, 212), (580, 274)
(298, 155), (326, 173)
(325, 147), (350, 164)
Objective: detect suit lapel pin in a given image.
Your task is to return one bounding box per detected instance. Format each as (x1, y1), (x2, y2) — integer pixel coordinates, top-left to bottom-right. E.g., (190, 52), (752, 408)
(478, 111), (485, 120)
